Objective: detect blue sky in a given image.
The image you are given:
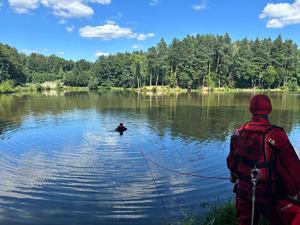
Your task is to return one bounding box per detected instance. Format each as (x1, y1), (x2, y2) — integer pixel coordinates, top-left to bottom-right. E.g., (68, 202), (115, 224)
(0, 0), (300, 61)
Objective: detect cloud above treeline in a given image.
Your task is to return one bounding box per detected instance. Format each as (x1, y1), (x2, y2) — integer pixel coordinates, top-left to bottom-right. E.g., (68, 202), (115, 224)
(8, 0), (111, 17)
(192, 0), (206, 11)
(79, 21), (155, 41)
(260, 0), (300, 28)
(149, 0), (159, 6)
(95, 51), (109, 57)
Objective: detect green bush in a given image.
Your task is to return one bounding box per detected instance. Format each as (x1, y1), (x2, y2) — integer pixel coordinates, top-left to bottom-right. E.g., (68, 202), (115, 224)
(88, 78), (99, 90)
(14, 86), (22, 92)
(56, 81), (63, 91)
(288, 78), (298, 91)
(35, 83), (43, 92)
(31, 72), (59, 83)
(0, 80), (14, 93)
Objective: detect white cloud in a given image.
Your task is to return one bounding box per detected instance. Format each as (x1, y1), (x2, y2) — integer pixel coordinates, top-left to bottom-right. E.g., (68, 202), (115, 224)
(260, 0), (300, 28)
(105, 19), (116, 24)
(132, 44), (143, 49)
(79, 22), (155, 41)
(66, 25), (74, 32)
(21, 49), (38, 55)
(193, 0), (206, 11)
(136, 32), (155, 41)
(80, 23), (133, 40)
(89, 0), (111, 4)
(59, 19), (66, 24)
(58, 51), (65, 55)
(9, 0), (111, 17)
(95, 51), (109, 57)
(149, 0), (159, 6)
(9, 0), (39, 14)
(41, 0), (94, 18)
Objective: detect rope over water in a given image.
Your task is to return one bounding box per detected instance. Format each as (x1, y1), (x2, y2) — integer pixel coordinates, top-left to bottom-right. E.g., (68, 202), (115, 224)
(140, 150), (168, 224)
(141, 150), (229, 181)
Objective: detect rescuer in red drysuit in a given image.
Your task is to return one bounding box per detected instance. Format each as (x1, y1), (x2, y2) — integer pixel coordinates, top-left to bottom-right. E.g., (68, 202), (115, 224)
(227, 94), (300, 225)
(292, 212), (300, 225)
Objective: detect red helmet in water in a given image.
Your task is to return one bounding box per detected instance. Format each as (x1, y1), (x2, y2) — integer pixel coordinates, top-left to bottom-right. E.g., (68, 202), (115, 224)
(249, 94), (272, 115)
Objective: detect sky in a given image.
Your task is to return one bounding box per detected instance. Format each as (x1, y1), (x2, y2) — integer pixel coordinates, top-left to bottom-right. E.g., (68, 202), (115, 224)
(0, 0), (300, 61)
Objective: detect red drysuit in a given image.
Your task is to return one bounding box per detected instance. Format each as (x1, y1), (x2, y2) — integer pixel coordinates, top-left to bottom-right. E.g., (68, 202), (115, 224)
(227, 115), (300, 225)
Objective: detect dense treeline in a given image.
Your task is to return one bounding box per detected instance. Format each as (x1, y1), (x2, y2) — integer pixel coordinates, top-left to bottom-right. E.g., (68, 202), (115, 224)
(1, 34), (300, 89)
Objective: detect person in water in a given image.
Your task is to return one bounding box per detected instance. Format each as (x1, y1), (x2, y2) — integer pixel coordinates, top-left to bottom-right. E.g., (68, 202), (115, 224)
(227, 94), (300, 225)
(115, 122), (127, 135)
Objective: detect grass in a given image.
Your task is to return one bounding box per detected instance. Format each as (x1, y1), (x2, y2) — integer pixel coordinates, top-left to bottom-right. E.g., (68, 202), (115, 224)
(138, 86), (187, 94)
(173, 201), (270, 225)
(63, 86), (89, 92)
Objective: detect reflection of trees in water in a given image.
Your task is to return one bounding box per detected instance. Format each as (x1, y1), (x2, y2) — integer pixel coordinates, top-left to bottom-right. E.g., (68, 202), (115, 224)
(0, 95), (27, 136)
(144, 93), (300, 141)
(0, 92), (299, 141)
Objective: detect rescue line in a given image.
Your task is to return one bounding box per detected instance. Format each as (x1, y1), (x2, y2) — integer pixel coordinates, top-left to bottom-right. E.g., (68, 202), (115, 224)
(140, 150), (229, 181)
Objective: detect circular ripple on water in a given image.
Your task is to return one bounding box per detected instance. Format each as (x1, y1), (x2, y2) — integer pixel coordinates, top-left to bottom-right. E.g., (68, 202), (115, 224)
(0, 110), (232, 225)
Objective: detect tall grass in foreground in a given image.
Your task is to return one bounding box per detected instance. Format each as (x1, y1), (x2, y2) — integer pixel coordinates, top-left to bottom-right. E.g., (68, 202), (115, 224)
(176, 201), (269, 225)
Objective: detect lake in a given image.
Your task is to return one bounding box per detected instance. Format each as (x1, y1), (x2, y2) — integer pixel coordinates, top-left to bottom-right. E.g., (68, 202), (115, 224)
(0, 91), (299, 225)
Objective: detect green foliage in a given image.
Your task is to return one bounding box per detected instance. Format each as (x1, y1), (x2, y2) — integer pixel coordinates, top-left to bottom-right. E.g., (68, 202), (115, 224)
(63, 70), (93, 87)
(88, 78), (99, 90)
(1, 34), (300, 90)
(35, 83), (43, 92)
(0, 44), (26, 84)
(262, 65), (276, 88)
(288, 77), (298, 91)
(0, 80), (14, 93)
(168, 72), (177, 88)
(56, 80), (63, 91)
(30, 72), (60, 83)
(178, 201), (269, 225)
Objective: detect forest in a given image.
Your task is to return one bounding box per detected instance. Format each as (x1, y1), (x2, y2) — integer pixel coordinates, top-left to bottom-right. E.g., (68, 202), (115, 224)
(1, 33), (300, 90)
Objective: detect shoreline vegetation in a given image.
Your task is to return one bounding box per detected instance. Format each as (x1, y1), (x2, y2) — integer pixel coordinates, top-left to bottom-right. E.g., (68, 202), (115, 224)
(0, 81), (299, 95)
(174, 201), (269, 225)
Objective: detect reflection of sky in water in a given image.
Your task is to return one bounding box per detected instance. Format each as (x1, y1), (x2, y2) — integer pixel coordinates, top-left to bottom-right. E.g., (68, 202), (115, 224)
(0, 109), (232, 225)
(0, 93), (299, 225)
(288, 125), (300, 158)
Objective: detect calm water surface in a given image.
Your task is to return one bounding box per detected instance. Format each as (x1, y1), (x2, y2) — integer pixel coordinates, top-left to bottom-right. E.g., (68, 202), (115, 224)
(0, 91), (299, 225)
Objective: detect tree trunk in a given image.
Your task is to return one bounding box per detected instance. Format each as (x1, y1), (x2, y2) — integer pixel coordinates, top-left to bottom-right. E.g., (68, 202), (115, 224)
(215, 51), (219, 73)
(137, 76), (140, 89)
(156, 67), (159, 87)
(205, 60), (211, 87)
(150, 73), (152, 87)
(284, 61), (288, 86)
(162, 69), (164, 86)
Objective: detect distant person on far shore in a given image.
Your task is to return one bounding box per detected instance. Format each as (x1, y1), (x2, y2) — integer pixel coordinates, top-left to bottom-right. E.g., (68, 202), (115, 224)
(115, 122), (127, 135)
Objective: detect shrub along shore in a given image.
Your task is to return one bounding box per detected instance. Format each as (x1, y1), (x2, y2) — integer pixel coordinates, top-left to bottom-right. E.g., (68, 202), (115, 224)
(0, 81), (298, 95)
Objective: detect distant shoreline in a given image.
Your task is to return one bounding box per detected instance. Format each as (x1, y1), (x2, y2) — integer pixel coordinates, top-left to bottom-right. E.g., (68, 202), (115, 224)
(0, 82), (297, 95)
